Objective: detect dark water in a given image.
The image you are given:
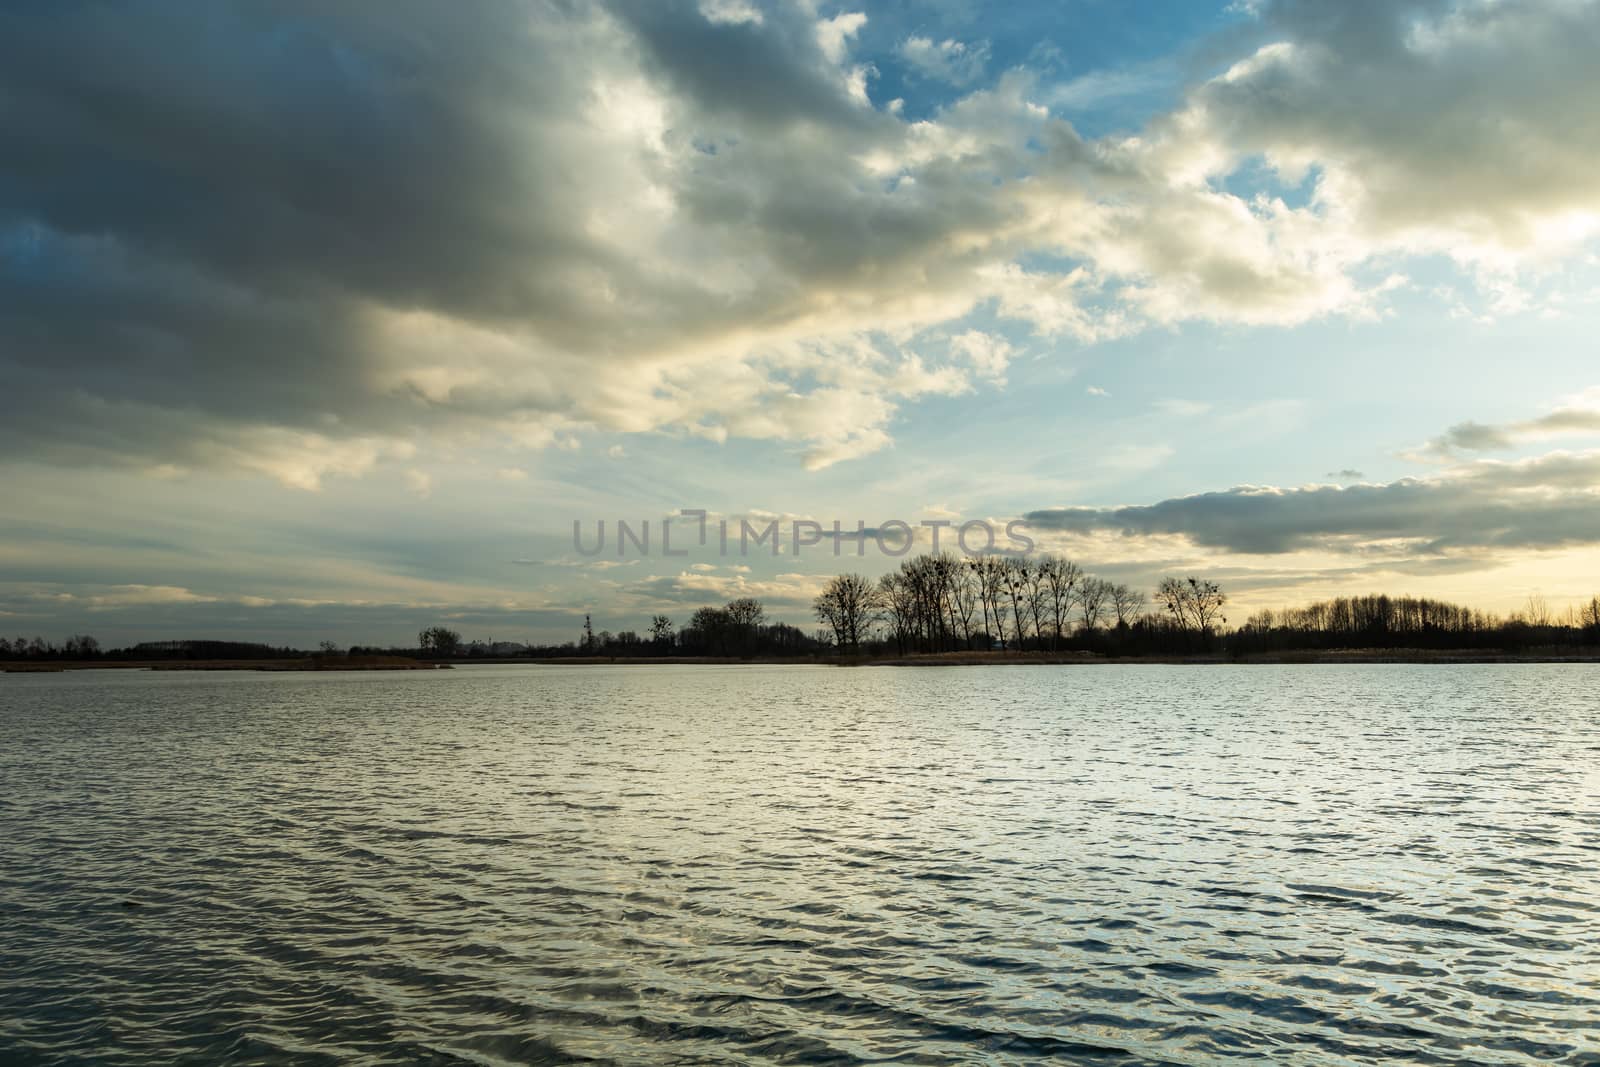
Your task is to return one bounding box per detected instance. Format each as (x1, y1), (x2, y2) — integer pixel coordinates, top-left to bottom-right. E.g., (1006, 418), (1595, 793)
(1, 664), (1597, 1065)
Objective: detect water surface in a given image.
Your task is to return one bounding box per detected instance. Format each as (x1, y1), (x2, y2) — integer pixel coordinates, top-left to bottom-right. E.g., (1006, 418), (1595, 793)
(2, 664), (1597, 1064)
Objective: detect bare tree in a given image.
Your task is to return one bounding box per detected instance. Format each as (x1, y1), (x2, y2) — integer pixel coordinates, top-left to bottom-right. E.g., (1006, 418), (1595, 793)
(64, 634), (102, 659)
(649, 614), (675, 649)
(930, 553), (966, 650)
(725, 597), (765, 630)
(725, 597), (766, 655)
(1078, 577), (1112, 632)
(1038, 555), (1082, 649)
(1523, 593), (1553, 628)
(1156, 577), (1227, 633)
(970, 556), (1009, 650)
(1002, 557), (1031, 651)
(1582, 596), (1600, 642)
(901, 556), (946, 651)
(1110, 584), (1145, 628)
(814, 573), (879, 653)
(947, 558), (980, 649)
(1023, 561), (1050, 646)
(878, 572), (916, 654)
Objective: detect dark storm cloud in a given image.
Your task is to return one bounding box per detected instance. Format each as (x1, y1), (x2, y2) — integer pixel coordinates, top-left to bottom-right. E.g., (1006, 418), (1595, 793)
(0, 0), (1019, 474)
(1025, 452), (1600, 555)
(1257, 0), (1452, 59)
(1417, 404), (1600, 458)
(0, 1), (600, 318)
(5, 0), (1600, 482)
(0, 232), (371, 441)
(4, 2), (850, 464)
(0, 1), (603, 465)
(606, 0), (873, 131)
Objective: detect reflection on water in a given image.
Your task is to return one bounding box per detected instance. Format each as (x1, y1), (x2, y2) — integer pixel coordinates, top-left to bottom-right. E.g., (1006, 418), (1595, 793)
(1, 663), (1597, 1065)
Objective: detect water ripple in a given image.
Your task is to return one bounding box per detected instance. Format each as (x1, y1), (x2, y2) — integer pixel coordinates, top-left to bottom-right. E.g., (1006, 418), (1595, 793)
(1, 663), (1597, 1065)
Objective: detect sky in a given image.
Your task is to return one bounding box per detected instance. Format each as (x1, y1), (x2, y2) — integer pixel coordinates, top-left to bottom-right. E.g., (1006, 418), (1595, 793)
(3, 0), (1600, 648)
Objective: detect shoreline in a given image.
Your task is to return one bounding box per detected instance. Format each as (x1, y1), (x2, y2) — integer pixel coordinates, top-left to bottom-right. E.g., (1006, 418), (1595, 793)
(849, 649), (1600, 666)
(4, 657), (450, 673)
(486, 647), (1600, 666)
(8, 648), (1600, 673)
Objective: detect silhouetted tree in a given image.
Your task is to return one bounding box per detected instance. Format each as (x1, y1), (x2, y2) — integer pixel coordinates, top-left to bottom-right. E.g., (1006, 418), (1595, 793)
(62, 635), (100, 659)
(1110, 584), (1145, 628)
(1156, 577), (1227, 634)
(970, 557), (1009, 650)
(878, 572), (913, 654)
(419, 626), (462, 657)
(1039, 555), (1082, 649)
(814, 573), (878, 653)
(1002, 558), (1030, 651)
(947, 556), (980, 649)
(725, 597), (765, 655)
(1522, 593), (1553, 628)
(687, 606), (732, 655)
(1022, 560), (1049, 647)
(1583, 596), (1600, 644)
(1079, 577), (1112, 632)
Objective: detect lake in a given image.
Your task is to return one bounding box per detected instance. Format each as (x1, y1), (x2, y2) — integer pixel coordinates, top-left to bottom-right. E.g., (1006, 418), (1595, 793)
(1, 664), (1597, 1065)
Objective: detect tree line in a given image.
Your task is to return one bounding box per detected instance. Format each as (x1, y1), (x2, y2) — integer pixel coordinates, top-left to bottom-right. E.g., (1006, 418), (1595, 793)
(812, 554), (1227, 655)
(0, 637), (299, 662)
(8, 583), (1599, 663)
(546, 598), (825, 658)
(1233, 592), (1600, 653)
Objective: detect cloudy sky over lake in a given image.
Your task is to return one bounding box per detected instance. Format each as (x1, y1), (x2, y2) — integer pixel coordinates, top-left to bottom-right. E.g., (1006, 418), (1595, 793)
(4, 0), (1600, 646)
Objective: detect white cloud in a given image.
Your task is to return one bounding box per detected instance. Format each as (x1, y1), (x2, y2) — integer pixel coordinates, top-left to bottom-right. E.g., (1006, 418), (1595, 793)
(949, 330), (1013, 383)
(698, 0), (763, 27)
(898, 35), (991, 86)
(1156, 0), (1600, 272)
(4, 0), (1599, 485)
(816, 12), (868, 65)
